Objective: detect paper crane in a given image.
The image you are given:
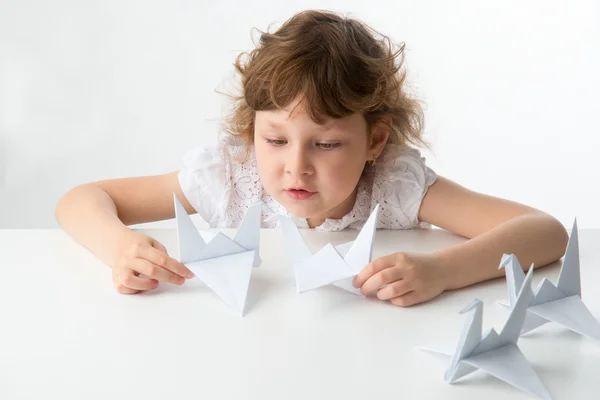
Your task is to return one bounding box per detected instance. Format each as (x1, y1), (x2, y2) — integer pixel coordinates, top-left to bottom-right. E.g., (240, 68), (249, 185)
(174, 194), (261, 316)
(278, 204), (380, 294)
(421, 264), (552, 400)
(499, 219), (600, 339)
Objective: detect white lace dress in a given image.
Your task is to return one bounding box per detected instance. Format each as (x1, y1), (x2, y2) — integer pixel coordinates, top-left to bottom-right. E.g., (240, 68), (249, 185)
(178, 137), (438, 231)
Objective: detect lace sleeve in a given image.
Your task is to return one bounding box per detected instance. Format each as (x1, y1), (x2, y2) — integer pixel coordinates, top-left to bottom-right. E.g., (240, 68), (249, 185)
(371, 145), (437, 229)
(177, 145), (228, 224)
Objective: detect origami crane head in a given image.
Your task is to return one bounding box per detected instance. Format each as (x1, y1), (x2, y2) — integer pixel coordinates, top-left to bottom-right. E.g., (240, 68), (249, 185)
(278, 204), (381, 294)
(173, 193), (262, 316)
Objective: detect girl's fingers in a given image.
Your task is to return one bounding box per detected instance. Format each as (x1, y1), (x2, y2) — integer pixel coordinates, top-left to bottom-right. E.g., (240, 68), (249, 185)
(112, 269), (140, 294)
(360, 266), (404, 295)
(147, 240), (195, 279)
(118, 268), (159, 291)
(353, 254), (397, 288)
(128, 257), (185, 285)
(376, 280), (412, 300)
(390, 291), (422, 308)
(151, 239), (167, 252)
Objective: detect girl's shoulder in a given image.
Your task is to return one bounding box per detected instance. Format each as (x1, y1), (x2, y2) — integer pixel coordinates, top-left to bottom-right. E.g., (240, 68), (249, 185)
(363, 143), (438, 229)
(373, 143), (436, 183)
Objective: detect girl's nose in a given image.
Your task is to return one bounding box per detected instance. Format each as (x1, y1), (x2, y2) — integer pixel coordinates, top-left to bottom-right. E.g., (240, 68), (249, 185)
(285, 146), (314, 177)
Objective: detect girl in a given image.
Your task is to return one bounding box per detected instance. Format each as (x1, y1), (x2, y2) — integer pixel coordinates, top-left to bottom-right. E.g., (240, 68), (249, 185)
(55, 10), (568, 307)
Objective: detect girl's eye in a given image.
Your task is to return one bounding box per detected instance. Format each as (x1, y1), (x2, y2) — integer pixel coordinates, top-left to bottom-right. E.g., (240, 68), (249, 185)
(265, 139), (287, 146)
(316, 142), (341, 149)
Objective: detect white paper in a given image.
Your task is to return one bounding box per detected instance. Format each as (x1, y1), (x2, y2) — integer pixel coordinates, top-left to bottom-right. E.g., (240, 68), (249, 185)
(422, 265), (552, 400)
(278, 204), (381, 295)
(499, 220), (600, 339)
(174, 194), (262, 316)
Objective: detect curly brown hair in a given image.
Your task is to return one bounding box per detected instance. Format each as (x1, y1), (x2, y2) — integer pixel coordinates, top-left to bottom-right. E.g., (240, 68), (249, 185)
(221, 10), (428, 155)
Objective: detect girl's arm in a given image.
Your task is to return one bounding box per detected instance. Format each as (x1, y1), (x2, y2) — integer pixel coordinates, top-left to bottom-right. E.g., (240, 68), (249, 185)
(417, 176), (569, 289)
(55, 171), (195, 267)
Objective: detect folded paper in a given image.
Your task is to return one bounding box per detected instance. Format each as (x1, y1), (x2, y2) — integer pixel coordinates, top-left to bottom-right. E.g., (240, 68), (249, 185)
(174, 194), (261, 316)
(421, 263), (552, 400)
(278, 205), (380, 294)
(499, 220), (600, 339)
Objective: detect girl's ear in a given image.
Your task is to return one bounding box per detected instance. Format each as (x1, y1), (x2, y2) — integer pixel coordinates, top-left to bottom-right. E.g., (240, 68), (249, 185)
(369, 117), (391, 158)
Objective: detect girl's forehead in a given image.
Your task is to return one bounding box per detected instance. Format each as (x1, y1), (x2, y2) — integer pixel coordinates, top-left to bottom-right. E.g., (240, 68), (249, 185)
(258, 109), (362, 132)
(260, 95), (338, 122)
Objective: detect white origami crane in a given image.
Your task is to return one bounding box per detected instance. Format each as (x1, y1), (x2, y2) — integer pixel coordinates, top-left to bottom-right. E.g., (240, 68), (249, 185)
(421, 264), (552, 400)
(278, 204), (380, 294)
(174, 194), (261, 316)
(498, 220), (600, 339)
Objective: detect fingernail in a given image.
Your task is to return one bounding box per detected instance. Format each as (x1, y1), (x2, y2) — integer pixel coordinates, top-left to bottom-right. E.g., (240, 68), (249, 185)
(186, 272), (195, 279)
(176, 277), (185, 285)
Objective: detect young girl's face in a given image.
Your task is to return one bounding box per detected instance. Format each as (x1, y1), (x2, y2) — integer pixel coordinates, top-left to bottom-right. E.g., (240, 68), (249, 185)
(254, 97), (379, 227)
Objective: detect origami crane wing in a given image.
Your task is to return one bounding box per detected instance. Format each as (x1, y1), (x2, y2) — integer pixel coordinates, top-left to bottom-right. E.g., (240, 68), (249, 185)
(174, 193), (207, 264)
(497, 265), (535, 343)
(233, 200), (262, 268)
(497, 256), (564, 334)
(556, 219), (581, 297)
(341, 204), (380, 271)
(460, 345), (552, 400)
(527, 295), (600, 340)
(332, 204), (380, 294)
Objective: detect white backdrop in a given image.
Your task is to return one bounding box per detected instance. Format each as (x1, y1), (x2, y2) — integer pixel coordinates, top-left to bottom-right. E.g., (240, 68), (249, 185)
(1, 0), (599, 229)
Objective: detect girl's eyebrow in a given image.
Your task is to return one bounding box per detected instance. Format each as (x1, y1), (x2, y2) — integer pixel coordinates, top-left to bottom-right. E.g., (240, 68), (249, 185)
(264, 118), (338, 132)
(266, 121), (284, 128)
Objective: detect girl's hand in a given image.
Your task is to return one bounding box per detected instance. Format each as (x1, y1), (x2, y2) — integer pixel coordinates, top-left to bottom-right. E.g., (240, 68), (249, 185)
(352, 252), (449, 307)
(111, 231), (195, 294)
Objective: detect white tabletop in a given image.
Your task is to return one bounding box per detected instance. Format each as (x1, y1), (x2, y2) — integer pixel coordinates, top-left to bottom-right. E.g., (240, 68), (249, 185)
(1, 228), (599, 400)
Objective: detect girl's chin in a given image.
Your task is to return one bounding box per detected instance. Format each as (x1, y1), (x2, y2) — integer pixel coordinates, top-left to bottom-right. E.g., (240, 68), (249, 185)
(280, 202), (322, 219)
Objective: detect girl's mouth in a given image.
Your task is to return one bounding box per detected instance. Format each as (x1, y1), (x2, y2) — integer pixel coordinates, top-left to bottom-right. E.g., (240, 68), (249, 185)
(285, 189), (317, 200)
